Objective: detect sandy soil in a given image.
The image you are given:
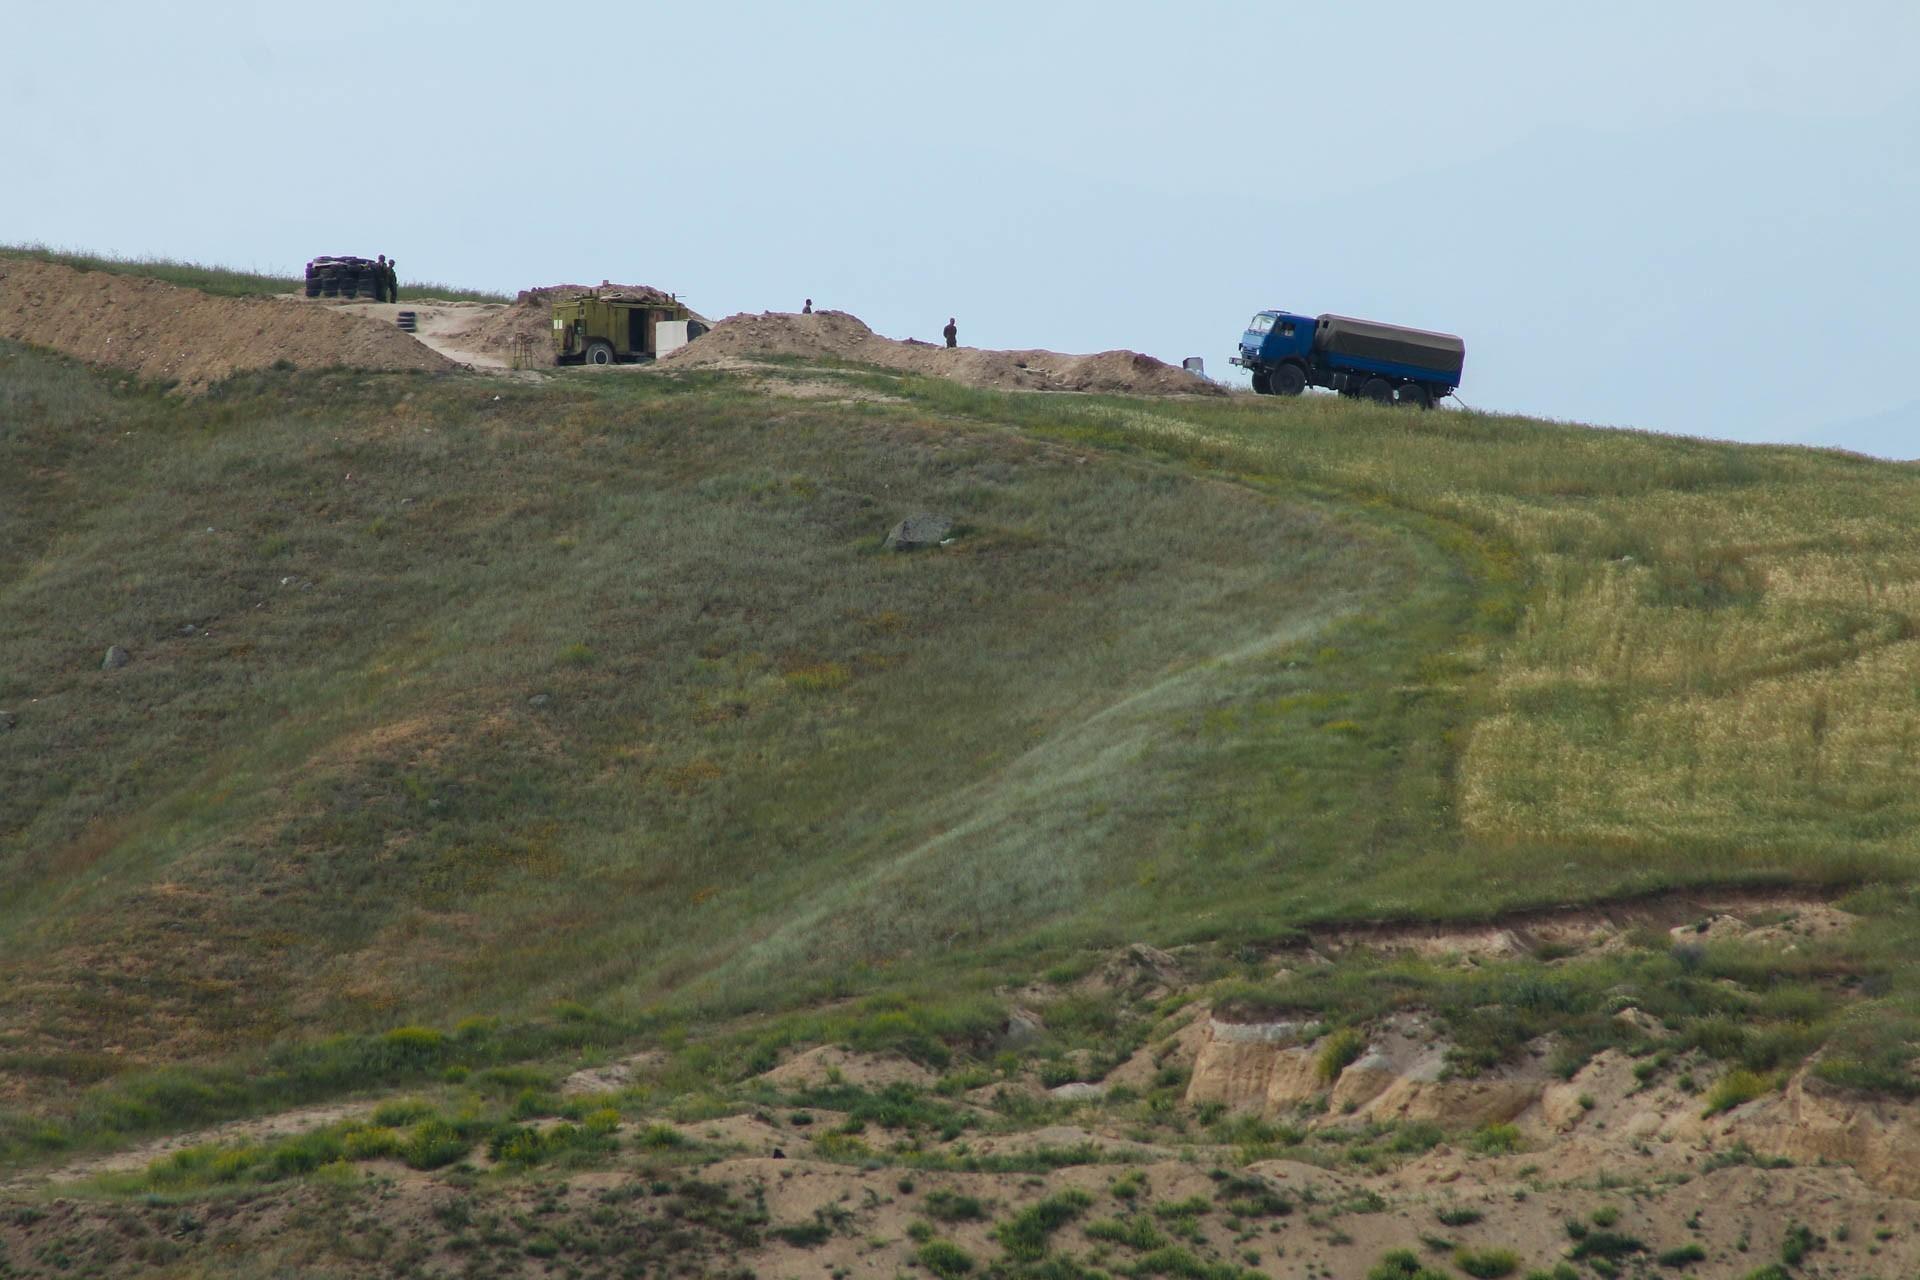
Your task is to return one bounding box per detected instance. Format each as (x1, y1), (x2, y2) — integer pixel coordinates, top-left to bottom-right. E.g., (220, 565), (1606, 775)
(663, 308), (1226, 397)
(326, 299), (515, 369)
(0, 259), (454, 388)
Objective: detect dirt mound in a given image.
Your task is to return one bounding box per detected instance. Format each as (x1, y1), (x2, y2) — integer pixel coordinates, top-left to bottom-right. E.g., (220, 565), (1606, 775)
(0, 258), (455, 389)
(663, 309), (1225, 397)
(755, 1045), (935, 1090)
(441, 282), (690, 360)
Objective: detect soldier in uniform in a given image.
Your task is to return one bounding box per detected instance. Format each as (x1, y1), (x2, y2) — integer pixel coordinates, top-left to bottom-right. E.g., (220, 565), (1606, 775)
(385, 257), (399, 303)
(943, 317), (957, 349)
(803, 298), (812, 314)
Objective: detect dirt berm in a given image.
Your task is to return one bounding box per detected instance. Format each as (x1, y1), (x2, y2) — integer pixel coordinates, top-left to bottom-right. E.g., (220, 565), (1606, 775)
(0, 258), (454, 389)
(663, 309), (1226, 397)
(440, 283), (699, 361)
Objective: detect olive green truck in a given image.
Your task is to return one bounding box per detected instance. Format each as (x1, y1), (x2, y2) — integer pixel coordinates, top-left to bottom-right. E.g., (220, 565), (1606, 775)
(552, 293), (710, 366)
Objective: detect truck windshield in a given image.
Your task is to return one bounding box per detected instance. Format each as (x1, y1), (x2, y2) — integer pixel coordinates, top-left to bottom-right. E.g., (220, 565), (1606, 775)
(1247, 314), (1276, 334)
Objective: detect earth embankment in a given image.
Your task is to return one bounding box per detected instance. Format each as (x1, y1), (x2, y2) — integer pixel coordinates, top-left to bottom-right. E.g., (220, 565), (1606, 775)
(0, 258), (454, 388)
(662, 308), (1226, 396)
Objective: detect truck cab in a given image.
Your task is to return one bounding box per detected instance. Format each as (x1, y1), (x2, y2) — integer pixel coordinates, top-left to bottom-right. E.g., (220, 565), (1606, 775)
(1237, 310), (1313, 366)
(1231, 309), (1314, 394)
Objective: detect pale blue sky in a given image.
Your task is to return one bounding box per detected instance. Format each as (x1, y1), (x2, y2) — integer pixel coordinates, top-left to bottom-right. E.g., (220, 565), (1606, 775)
(5, 2), (1916, 457)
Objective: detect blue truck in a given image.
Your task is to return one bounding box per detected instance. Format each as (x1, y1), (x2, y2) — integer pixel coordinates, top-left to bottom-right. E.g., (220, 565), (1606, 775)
(1231, 310), (1465, 407)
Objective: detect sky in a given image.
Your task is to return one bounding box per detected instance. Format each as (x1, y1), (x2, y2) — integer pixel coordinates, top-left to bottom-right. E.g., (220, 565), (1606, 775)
(4, 1), (1916, 459)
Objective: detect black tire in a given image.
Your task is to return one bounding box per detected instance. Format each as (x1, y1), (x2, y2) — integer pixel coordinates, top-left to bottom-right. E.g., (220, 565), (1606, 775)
(584, 340), (615, 366)
(1250, 369), (1272, 396)
(1362, 377), (1393, 404)
(1271, 363), (1307, 396)
(304, 282), (320, 298)
(1397, 382), (1432, 409)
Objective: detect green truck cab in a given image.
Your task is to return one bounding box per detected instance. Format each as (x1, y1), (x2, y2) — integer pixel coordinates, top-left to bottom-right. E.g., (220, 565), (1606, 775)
(551, 292), (708, 366)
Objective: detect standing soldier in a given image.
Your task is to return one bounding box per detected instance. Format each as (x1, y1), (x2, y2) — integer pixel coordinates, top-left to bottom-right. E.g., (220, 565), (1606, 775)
(803, 298), (813, 314)
(386, 257), (399, 304)
(943, 317), (957, 349)
(374, 255), (390, 302)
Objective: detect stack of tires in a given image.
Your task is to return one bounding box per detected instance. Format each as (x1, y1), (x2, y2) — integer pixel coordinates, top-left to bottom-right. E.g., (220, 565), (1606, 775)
(303, 256), (384, 300)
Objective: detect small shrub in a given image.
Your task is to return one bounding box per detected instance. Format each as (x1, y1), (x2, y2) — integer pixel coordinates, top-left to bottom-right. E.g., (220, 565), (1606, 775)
(1590, 1206), (1620, 1228)
(917, 1238), (975, 1278)
(1570, 1232), (1646, 1260)
(925, 1189), (986, 1222)
(1455, 1247), (1520, 1278)
(1657, 1243), (1707, 1267)
(1780, 1222), (1820, 1266)
(1703, 1070), (1771, 1117)
(636, 1123), (687, 1150)
(1214, 1172), (1292, 1218)
(403, 1120), (469, 1170)
(1437, 1206), (1484, 1227)
(341, 1128), (401, 1159)
(1368, 1248), (1451, 1280)
(996, 1189), (1094, 1260)
(1085, 1216), (1168, 1252)
(1468, 1123), (1522, 1156)
(371, 1098), (435, 1128)
(770, 1220), (832, 1247)
(1316, 1027), (1367, 1084)
(1151, 1196), (1212, 1220)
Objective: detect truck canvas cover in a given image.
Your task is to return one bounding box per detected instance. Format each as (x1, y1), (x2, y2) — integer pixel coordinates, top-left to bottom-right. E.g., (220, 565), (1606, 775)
(1313, 315), (1465, 377)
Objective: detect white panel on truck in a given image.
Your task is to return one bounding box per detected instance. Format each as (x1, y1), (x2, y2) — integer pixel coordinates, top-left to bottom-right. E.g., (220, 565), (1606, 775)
(654, 320), (690, 357)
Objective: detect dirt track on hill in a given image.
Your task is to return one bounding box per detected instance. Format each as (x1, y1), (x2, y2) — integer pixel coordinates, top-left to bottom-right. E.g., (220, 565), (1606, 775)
(0, 259), (454, 388)
(663, 309), (1226, 396)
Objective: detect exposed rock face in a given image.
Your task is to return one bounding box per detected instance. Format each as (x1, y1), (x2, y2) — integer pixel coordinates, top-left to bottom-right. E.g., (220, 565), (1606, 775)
(1188, 1013), (1547, 1129)
(1729, 1069), (1920, 1198)
(102, 645), (130, 670)
(1185, 1017), (1315, 1112)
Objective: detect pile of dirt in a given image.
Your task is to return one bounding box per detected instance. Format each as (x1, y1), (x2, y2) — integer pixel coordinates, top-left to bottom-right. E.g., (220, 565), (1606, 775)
(0, 258), (454, 389)
(662, 309), (1225, 397)
(441, 282), (690, 359)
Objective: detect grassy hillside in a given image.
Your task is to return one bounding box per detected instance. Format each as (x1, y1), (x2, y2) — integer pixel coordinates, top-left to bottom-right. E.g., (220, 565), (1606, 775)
(0, 244), (510, 304)
(4, 330), (1920, 1159)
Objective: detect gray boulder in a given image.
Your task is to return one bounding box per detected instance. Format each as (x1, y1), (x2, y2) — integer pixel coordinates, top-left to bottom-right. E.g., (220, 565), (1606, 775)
(1049, 1081), (1107, 1102)
(884, 513), (954, 552)
(102, 645), (130, 670)
(1002, 1006), (1046, 1050)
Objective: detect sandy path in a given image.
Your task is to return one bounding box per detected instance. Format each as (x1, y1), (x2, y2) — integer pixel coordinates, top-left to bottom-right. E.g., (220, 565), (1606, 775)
(313, 298), (515, 368)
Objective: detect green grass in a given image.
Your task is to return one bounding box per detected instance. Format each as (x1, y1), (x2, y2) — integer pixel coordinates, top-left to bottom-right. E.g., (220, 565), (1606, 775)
(4, 307), (1920, 1161)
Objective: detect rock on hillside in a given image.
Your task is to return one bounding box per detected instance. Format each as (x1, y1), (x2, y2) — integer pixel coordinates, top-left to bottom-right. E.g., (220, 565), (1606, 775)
(663, 309), (1226, 397)
(0, 258), (455, 389)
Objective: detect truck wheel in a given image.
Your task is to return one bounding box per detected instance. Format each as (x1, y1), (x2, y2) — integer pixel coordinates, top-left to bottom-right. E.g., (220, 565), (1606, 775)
(1271, 364), (1307, 396)
(1397, 383), (1431, 409)
(583, 341), (615, 366)
(1250, 370), (1272, 395)
(1361, 377), (1393, 403)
